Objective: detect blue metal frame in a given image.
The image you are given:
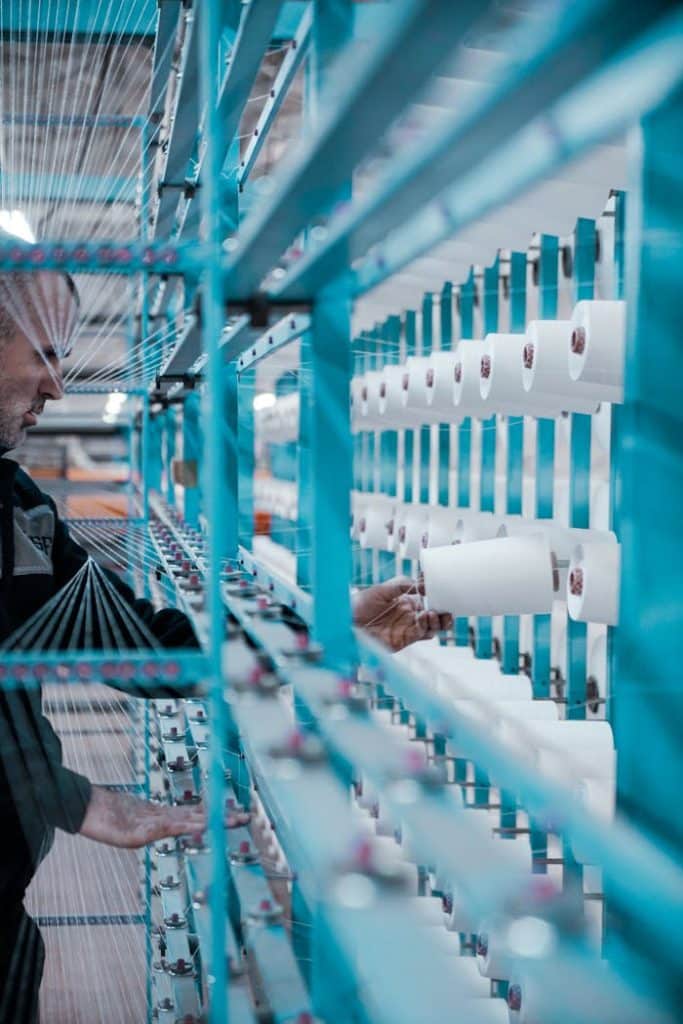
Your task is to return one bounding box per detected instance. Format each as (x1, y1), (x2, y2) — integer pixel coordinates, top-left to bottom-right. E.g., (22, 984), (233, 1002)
(531, 235), (558, 700)
(2, 5), (683, 1022)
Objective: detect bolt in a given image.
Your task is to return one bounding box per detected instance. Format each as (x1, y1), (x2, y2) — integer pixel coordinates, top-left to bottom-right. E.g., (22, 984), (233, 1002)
(507, 983), (522, 1012)
(480, 355), (491, 379)
(569, 567), (583, 597)
(523, 341), (535, 369)
(454, 363), (462, 383)
(571, 325), (586, 355)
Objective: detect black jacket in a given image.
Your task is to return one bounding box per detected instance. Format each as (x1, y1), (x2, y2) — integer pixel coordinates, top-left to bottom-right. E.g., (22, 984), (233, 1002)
(0, 456), (198, 902)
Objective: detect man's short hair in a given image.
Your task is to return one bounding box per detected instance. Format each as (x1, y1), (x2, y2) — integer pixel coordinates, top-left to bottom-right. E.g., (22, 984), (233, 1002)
(0, 270), (80, 356)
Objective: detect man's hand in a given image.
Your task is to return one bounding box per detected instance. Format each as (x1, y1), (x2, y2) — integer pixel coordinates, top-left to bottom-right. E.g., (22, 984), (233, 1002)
(352, 576), (453, 652)
(79, 786), (250, 849)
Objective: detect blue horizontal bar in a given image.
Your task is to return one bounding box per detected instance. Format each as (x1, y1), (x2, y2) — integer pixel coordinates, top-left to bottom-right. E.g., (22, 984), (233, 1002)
(0, 650), (208, 691)
(237, 545), (313, 622)
(37, 914), (145, 927)
(1, 114), (143, 129)
(0, 239), (200, 277)
(0, 172), (136, 204)
(0, 1), (157, 37)
(233, 312), (311, 371)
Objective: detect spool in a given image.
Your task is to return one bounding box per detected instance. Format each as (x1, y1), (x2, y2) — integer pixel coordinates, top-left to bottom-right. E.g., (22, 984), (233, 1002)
(522, 319), (601, 415)
(567, 543), (621, 625)
(396, 505), (430, 560)
(475, 921), (512, 979)
(568, 300), (626, 403)
(350, 377), (363, 430)
(401, 356), (433, 418)
(361, 370), (385, 427)
(378, 364), (410, 427)
(424, 350), (461, 421)
(359, 498), (396, 550)
(530, 721), (616, 783)
(453, 340), (490, 418)
(422, 506), (458, 548)
(454, 510), (503, 544)
(480, 333), (555, 417)
(496, 519), (616, 592)
(437, 661), (534, 703)
(421, 535), (556, 618)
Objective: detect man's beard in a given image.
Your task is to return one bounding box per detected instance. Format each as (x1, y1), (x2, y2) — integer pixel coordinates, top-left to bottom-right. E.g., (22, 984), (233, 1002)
(0, 384), (28, 451)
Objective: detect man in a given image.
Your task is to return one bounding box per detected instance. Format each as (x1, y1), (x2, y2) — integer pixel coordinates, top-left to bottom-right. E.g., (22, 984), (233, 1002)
(0, 267), (450, 1020)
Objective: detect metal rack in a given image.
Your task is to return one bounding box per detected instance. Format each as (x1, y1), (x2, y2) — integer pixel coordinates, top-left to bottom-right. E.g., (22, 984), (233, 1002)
(1, 2), (682, 1023)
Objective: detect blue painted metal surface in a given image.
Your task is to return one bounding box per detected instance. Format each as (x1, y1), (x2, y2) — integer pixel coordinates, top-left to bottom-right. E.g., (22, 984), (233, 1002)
(455, 273), (474, 647)
(2, 0), (157, 36)
(502, 251), (526, 675)
(612, 87), (683, 875)
(182, 391), (202, 528)
(197, 3), (231, 1018)
(532, 235), (558, 700)
(2, 4), (682, 1021)
(476, 257), (499, 659)
(566, 218), (595, 720)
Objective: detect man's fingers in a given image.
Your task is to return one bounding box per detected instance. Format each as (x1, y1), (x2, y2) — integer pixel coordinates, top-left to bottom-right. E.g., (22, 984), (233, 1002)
(439, 613), (454, 631)
(226, 811), (251, 829)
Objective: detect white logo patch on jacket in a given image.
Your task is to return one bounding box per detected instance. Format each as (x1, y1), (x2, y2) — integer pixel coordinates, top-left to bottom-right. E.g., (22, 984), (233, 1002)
(0, 504), (55, 576)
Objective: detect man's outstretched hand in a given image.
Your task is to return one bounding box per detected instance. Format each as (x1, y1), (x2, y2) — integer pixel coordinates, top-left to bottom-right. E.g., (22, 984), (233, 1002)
(79, 786), (250, 849)
(352, 576), (452, 652)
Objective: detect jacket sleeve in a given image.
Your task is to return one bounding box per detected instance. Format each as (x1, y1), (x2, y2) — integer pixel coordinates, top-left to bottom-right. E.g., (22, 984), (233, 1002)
(0, 691), (92, 836)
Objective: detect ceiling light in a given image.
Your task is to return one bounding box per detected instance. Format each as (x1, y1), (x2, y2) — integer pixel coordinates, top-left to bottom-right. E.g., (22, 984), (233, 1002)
(253, 392), (276, 412)
(0, 209), (36, 244)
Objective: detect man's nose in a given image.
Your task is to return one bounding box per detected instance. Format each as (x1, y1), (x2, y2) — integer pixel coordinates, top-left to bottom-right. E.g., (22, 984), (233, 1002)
(43, 364), (64, 400)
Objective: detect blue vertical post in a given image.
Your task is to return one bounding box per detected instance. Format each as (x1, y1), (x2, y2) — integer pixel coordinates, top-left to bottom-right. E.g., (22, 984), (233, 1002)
(499, 254), (527, 844)
(164, 407), (176, 506)
(237, 367), (255, 553)
(146, 413), (163, 495)
(379, 315), (399, 581)
(402, 310), (416, 576)
(606, 191), (626, 719)
(182, 390), (202, 528)
(297, 330), (313, 588)
(308, 286), (354, 666)
(502, 252), (526, 674)
(612, 88), (683, 866)
(141, 118), (153, 1016)
(437, 282), (452, 507)
(363, 328), (379, 586)
(352, 338), (363, 586)
(306, 4), (355, 1017)
(418, 293), (432, 505)
(529, 236), (558, 881)
(455, 273), (474, 646)
(476, 257), (499, 658)
(532, 235), (558, 698)
(567, 219), (595, 719)
(198, 3), (230, 1021)
(140, 396), (151, 523)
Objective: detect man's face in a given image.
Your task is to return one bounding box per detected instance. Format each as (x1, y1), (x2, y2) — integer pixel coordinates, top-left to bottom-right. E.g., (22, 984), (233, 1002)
(0, 274), (76, 451)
